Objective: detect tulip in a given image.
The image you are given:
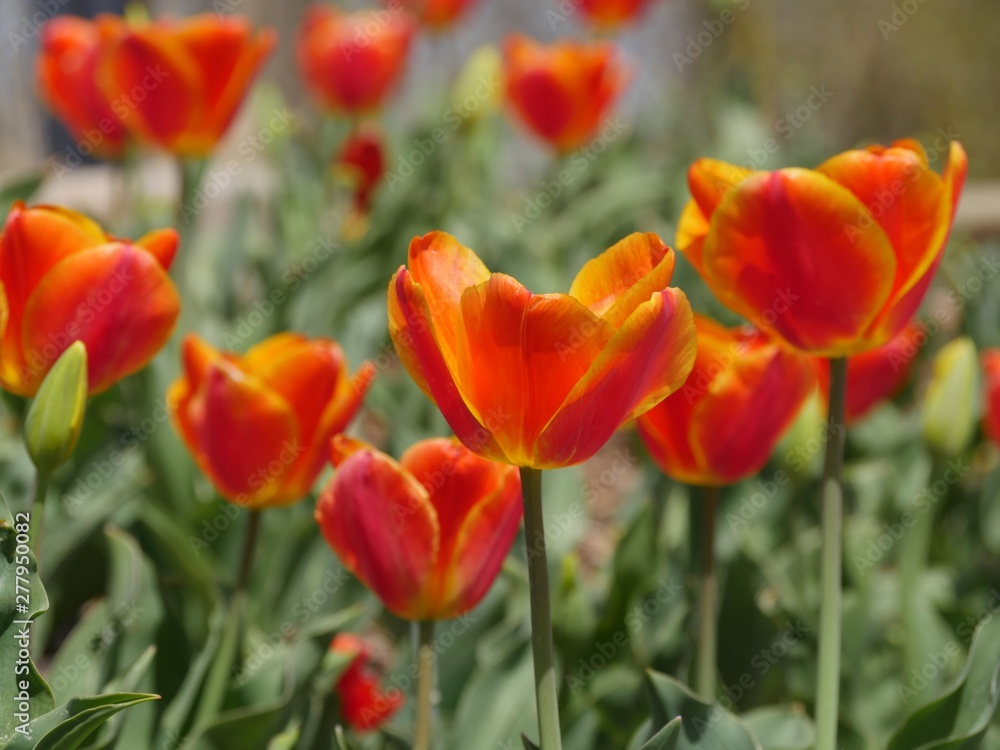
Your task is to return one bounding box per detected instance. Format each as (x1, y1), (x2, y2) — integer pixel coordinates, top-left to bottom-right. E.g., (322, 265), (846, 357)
(298, 6), (415, 115)
(394, 0), (477, 29)
(96, 13), (275, 156)
(921, 337), (979, 457)
(503, 34), (628, 152)
(36, 15), (127, 158)
(335, 123), (386, 235)
(983, 350), (1000, 448)
(0, 202), (180, 397)
(676, 140), (967, 357)
(389, 230), (694, 747)
(388, 231), (696, 468)
(816, 322), (925, 424)
(638, 316), (816, 487)
(675, 139), (968, 750)
(576, 0), (655, 29)
(316, 436), (522, 620)
(169, 334), (375, 509)
(331, 633), (404, 731)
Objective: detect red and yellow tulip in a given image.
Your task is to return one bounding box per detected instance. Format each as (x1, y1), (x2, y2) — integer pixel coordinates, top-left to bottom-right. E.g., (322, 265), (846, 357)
(677, 140), (967, 356)
(169, 334), (374, 509)
(0, 202), (179, 397)
(96, 13), (275, 156)
(503, 34), (628, 152)
(637, 316), (816, 486)
(388, 231), (696, 468)
(37, 15), (127, 158)
(984, 350), (1000, 448)
(298, 6), (414, 115)
(331, 633), (403, 731)
(316, 436), (522, 620)
(576, 0), (655, 29)
(816, 322), (924, 424)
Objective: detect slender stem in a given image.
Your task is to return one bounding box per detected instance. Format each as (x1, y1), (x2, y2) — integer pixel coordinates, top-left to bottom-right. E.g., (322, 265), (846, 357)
(236, 510), (262, 596)
(414, 620), (436, 750)
(30, 471), (50, 563)
(519, 467), (562, 750)
(816, 357), (848, 750)
(697, 486), (719, 700)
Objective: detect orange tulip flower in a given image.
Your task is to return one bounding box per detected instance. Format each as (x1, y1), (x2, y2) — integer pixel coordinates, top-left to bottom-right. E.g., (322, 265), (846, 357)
(676, 139), (968, 357)
(316, 436), (522, 620)
(169, 334), (375, 509)
(331, 633), (404, 731)
(0, 202), (179, 397)
(37, 15), (127, 158)
(637, 316), (816, 486)
(96, 13), (275, 156)
(983, 350), (1000, 448)
(336, 123), (386, 229)
(815, 322), (924, 424)
(503, 34), (628, 152)
(576, 0), (655, 29)
(297, 6), (415, 114)
(394, 0), (476, 29)
(388, 231), (697, 468)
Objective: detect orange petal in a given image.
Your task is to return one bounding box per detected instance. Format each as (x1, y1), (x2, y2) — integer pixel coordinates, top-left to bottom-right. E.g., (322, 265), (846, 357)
(675, 199), (710, 276)
(537, 287), (696, 468)
(170, 15), (275, 150)
(329, 434), (375, 467)
(568, 232), (675, 325)
(315, 448), (439, 619)
(391, 269), (506, 462)
(453, 274), (612, 466)
(983, 350), (1000, 448)
(134, 227), (178, 269)
(21, 242), (180, 395)
(688, 158), (753, 219)
(702, 169), (897, 355)
(187, 361), (299, 506)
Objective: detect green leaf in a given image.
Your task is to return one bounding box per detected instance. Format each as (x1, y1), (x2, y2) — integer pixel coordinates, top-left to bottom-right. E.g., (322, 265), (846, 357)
(0, 493), (54, 742)
(3, 692), (159, 750)
(0, 171), (44, 215)
(333, 725), (354, 750)
(24, 341), (88, 475)
(640, 717), (683, 749)
(887, 613), (1000, 750)
(740, 708), (815, 750)
(642, 671), (762, 749)
(521, 734), (541, 750)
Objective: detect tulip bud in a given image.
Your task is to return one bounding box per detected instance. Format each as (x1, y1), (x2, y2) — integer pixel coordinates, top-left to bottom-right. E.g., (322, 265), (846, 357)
(24, 342), (88, 474)
(451, 44), (503, 126)
(921, 337), (980, 457)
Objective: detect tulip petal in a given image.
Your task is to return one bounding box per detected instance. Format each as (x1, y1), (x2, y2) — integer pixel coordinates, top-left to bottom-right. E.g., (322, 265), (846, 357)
(134, 227), (179, 269)
(392, 269), (507, 462)
(675, 199), (711, 275)
(454, 274), (612, 466)
(171, 16), (275, 147)
(983, 350), (1000, 448)
(100, 26), (202, 150)
(21, 243), (180, 395)
(568, 232), (675, 326)
(316, 449), (439, 619)
(537, 288), (696, 468)
(702, 169), (897, 355)
(692, 349), (816, 483)
(688, 158), (753, 219)
(189, 361), (300, 505)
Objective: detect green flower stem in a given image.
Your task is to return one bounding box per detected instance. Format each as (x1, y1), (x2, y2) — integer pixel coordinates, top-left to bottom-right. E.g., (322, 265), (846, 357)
(697, 485), (719, 700)
(30, 471), (50, 563)
(816, 357), (848, 750)
(520, 467), (562, 750)
(414, 620), (436, 750)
